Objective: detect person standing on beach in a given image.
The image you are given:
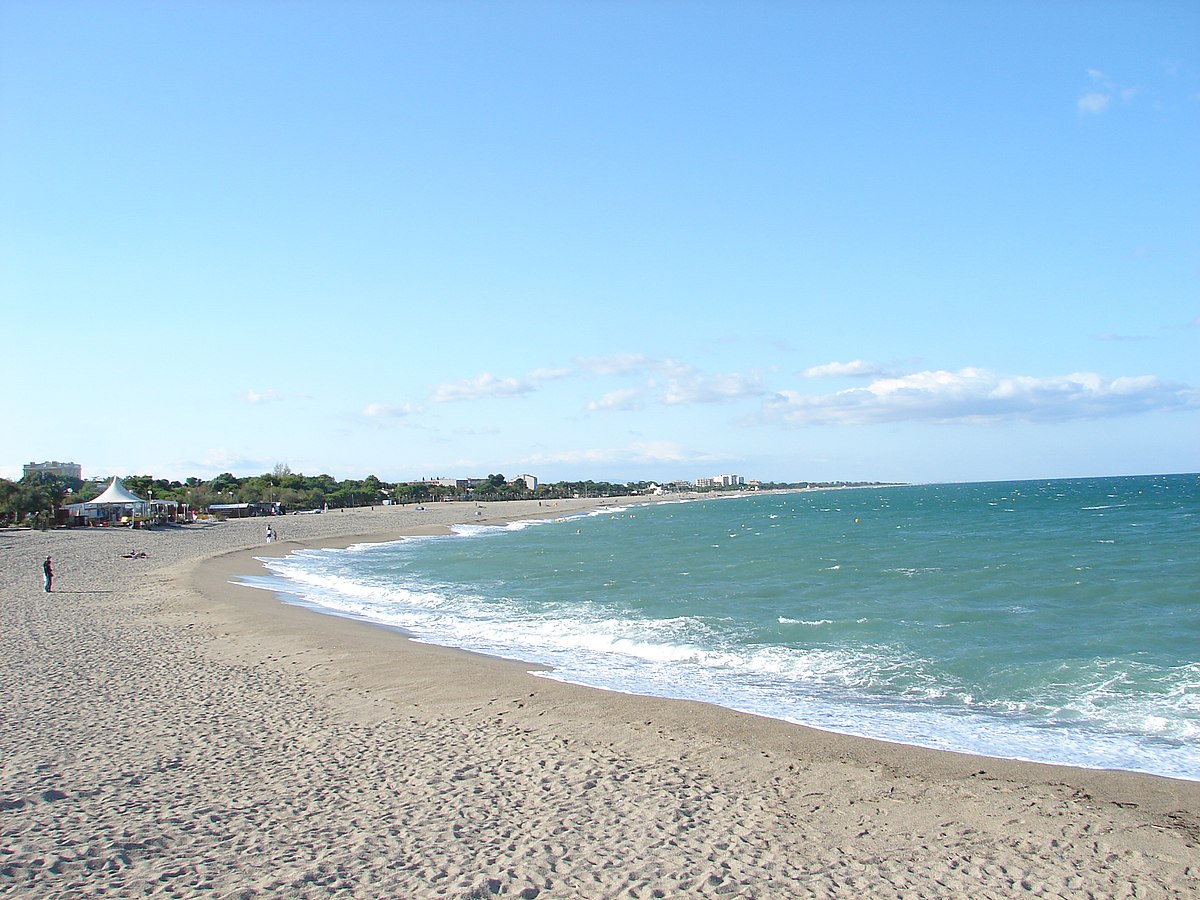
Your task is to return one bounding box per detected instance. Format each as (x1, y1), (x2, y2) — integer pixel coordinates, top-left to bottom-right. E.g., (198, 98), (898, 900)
(42, 556), (53, 592)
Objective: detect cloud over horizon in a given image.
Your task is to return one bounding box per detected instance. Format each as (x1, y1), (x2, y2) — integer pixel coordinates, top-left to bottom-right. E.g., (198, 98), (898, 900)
(424, 355), (1195, 430)
(762, 368), (1196, 426)
(523, 440), (716, 469)
(803, 360), (888, 379)
(587, 388), (643, 412)
(362, 402), (421, 418)
(661, 372), (765, 405)
(576, 353), (692, 379)
(432, 372), (535, 403)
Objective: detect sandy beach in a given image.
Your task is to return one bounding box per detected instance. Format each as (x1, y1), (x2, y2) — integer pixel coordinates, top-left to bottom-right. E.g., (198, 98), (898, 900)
(2, 501), (1197, 898)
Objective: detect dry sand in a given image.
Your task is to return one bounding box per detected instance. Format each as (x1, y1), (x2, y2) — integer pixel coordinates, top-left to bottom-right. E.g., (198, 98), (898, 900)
(2, 501), (1198, 898)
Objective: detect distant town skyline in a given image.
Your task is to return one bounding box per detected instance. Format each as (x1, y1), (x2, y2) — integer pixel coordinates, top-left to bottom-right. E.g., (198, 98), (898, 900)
(3, 3), (1196, 485)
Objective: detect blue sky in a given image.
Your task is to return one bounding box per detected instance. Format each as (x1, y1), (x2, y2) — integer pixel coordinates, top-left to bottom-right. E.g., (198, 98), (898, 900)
(2, 1), (1196, 485)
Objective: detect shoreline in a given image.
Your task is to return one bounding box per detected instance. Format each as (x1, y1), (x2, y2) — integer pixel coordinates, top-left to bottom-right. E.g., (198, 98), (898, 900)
(3, 500), (1198, 896)
(229, 509), (1195, 784)
(219, 504), (1199, 783)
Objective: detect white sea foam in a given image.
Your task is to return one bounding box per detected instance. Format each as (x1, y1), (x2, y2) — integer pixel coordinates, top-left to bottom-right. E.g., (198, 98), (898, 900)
(779, 617), (833, 626)
(287, 573), (1200, 778)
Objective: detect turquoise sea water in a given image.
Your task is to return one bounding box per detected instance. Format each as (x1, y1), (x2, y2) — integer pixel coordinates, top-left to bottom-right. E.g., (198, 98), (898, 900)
(244, 475), (1200, 780)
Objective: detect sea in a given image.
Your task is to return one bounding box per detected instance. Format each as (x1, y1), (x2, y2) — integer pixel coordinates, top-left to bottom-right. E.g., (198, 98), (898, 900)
(240, 474), (1200, 781)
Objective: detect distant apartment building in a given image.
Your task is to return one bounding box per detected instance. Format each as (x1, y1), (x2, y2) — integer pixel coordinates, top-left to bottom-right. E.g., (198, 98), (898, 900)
(694, 474), (746, 489)
(447, 475), (537, 491)
(23, 460), (82, 480)
(416, 478), (480, 490)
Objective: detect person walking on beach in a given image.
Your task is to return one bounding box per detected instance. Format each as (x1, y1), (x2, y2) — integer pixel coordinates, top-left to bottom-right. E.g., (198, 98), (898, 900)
(42, 556), (53, 592)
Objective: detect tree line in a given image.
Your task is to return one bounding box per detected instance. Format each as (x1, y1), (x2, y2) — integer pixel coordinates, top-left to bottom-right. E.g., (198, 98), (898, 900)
(2, 466), (874, 527)
(0, 466), (686, 526)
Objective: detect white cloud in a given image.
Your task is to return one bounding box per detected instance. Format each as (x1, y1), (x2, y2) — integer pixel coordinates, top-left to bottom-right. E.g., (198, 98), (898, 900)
(524, 440), (712, 467)
(577, 353), (692, 378)
(429, 365), (574, 402)
(587, 388), (643, 412)
(183, 449), (277, 476)
(803, 360), (886, 379)
(1079, 68), (1141, 114)
(625, 440), (703, 464)
(432, 372), (534, 403)
(246, 388), (282, 404)
(1078, 92), (1111, 114)
(527, 367), (572, 383)
(761, 368), (1196, 426)
(362, 402), (420, 418)
(661, 372), (765, 405)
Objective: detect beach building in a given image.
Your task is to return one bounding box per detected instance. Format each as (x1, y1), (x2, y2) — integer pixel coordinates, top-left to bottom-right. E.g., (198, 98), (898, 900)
(64, 476), (148, 526)
(208, 502), (281, 519)
(515, 474), (538, 491)
(24, 460), (82, 480)
(149, 499), (187, 522)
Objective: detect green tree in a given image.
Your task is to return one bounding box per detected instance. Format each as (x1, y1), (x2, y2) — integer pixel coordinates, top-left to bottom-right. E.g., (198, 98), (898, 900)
(20, 471), (76, 514)
(187, 483), (217, 511)
(240, 479), (266, 503)
(122, 475), (153, 498)
(209, 472), (240, 495)
(0, 479), (21, 525)
(363, 475), (384, 504)
(1, 481), (52, 523)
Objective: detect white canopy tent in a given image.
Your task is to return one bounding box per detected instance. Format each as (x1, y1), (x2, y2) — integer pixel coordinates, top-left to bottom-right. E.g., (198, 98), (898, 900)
(66, 477), (149, 524)
(89, 477), (145, 506)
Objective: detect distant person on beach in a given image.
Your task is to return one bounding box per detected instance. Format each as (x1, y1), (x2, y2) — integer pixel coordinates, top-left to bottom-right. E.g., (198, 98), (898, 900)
(265, 525), (274, 543)
(42, 556), (53, 592)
